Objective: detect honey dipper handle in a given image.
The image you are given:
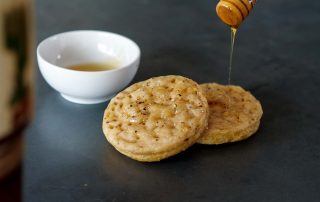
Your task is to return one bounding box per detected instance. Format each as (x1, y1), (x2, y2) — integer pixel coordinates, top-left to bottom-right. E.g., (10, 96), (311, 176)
(216, 0), (257, 28)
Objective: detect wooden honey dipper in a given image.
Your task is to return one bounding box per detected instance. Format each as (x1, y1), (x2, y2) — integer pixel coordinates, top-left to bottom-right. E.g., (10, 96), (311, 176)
(216, 0), (257, 28)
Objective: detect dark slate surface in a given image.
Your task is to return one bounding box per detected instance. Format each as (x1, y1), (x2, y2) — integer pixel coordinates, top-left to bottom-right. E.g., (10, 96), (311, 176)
(25, 0), (320, 201)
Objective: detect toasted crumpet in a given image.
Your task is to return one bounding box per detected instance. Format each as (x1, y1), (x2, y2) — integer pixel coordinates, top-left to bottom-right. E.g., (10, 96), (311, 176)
(197, 83), (263, 145)
(103, 75), (209, 162)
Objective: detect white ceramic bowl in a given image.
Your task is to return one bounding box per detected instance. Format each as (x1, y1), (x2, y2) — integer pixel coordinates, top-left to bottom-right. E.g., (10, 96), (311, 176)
(37, 30), (140, 104)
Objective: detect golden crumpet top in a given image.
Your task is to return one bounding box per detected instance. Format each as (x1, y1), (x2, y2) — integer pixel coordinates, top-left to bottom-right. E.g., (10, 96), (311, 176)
(102, 75), (209, 161)
(197, 83), (263, 145)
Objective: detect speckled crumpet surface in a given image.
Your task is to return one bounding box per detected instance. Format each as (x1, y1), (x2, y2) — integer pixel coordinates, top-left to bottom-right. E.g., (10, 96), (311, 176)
(102, 75), (209, 162)
(197, 83), (263, 145)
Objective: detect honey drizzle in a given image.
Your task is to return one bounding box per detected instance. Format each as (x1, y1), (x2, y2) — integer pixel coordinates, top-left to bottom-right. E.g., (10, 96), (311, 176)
(228, 27), (237, 85)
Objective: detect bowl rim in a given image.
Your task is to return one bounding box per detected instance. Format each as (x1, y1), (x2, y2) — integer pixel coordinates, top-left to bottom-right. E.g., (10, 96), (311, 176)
(37, 30), (141, 74)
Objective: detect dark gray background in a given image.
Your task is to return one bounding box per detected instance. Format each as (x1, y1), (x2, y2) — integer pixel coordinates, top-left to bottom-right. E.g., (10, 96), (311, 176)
(25, 0), (320, 201)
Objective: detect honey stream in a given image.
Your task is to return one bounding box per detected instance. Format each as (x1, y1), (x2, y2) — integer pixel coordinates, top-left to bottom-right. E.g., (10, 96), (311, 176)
(228, 27), (237, 85)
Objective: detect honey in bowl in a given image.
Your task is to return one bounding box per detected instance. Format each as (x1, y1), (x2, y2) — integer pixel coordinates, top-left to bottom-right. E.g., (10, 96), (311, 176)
(68, 58), (120, 72)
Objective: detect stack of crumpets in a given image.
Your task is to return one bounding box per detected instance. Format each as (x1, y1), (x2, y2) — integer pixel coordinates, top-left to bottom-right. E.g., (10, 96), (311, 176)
(103, 75), (262, 162)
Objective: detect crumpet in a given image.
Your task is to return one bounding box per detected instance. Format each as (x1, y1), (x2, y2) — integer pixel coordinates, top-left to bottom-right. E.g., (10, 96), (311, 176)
(103, 75), (209, 162)
(197, 83), (263, 145)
